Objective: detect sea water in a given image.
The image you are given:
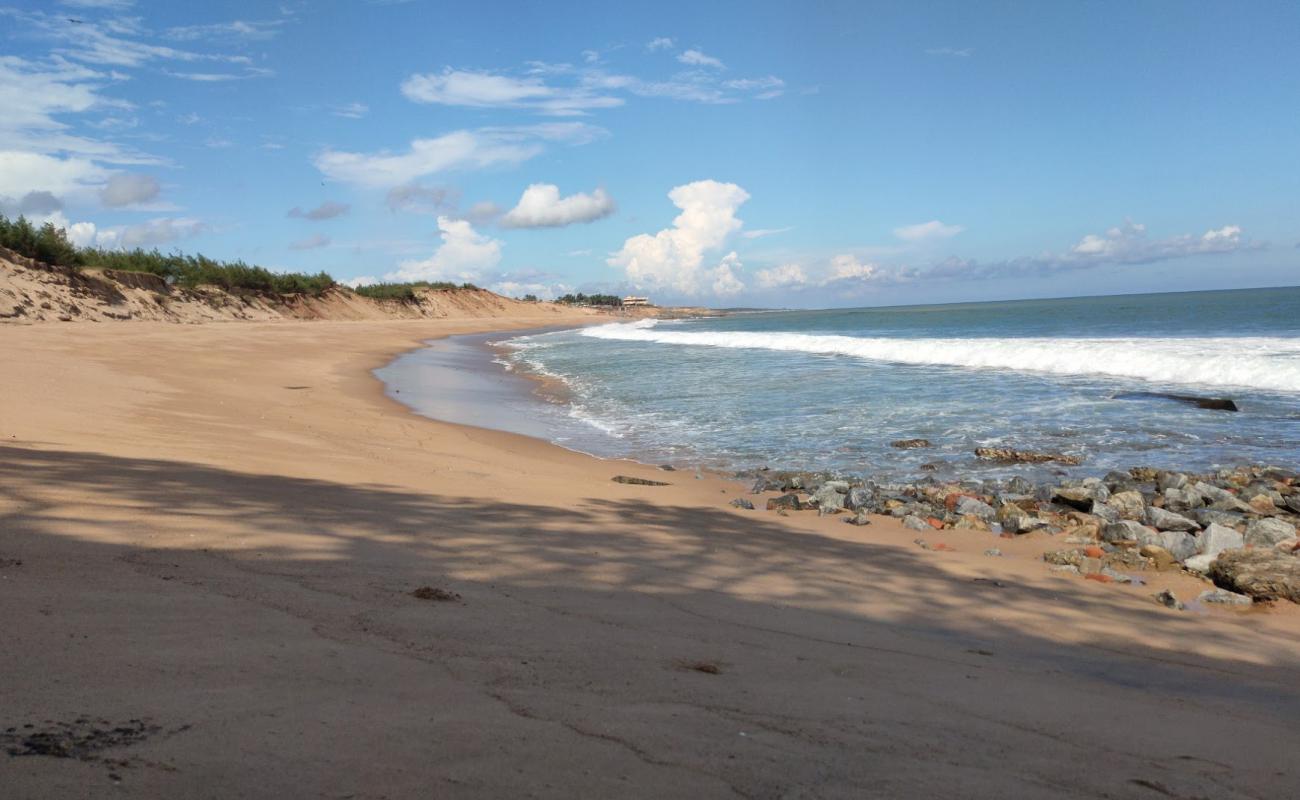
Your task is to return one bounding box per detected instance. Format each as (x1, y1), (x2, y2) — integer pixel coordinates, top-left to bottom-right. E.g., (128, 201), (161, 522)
(488, 287), (1300, 480)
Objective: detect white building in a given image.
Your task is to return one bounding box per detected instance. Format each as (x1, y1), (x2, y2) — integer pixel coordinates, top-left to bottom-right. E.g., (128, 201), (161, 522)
(621, 296), (650, 307)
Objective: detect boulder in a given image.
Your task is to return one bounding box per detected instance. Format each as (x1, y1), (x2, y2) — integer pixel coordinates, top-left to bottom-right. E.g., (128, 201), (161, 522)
(1193, 509), (1245, 529)
(1157, 472), (1188, 492)
(955, 496), (996, 521)
(1146, 506), (1200, 532)
(1245, 517), (1296, 548)
(902, 515), (930, 531)
(1198, 522), (1245, 559)
(1209, 550), (1300, 603)
(810, 484), (846, 513)
(1106, 491), (1146, 521)
(1162, 487), (1204, 513)
(844, 486), (873, 512)
(1102, 519), (1151, 543)
(1183, 554), (1216, 574)
(766, 493), (803, 511)
(1052, 487), (1095, 512)
(973, 447), (1082, 466)
(890, 438), (932, 449)
(1139, 544), (1178, 570)
(1248, 494), (1278, 515)
(1157, 530), (1198, 562)
(1090, 503), (1120, 524)
(1194, 481), (1237, 505)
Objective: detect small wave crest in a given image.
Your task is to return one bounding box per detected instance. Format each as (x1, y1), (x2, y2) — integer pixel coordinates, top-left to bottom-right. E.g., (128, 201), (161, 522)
(579, 323), (1300, 393)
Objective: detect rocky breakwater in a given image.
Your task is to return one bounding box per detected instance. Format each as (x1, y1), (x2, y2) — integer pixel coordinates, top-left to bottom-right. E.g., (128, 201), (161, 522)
(741, 464), (1300, 606)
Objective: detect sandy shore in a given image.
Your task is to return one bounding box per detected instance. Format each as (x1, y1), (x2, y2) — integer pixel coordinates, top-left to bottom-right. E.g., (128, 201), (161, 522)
(2, 316), (1300, 798)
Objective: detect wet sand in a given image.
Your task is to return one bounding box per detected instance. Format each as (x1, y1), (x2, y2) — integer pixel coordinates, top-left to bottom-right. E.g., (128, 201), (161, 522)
(2, 317), (1300, 799)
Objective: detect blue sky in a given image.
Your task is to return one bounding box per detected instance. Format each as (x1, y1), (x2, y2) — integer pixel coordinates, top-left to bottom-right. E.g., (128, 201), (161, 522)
(2, 0), (1298, 307)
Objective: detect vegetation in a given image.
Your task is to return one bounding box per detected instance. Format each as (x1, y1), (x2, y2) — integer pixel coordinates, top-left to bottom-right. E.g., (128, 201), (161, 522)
(556, 292), (622, 306)
(521, 293), (539, 302)
(351, 280), (480, 301)
(0, 213), (336, 296)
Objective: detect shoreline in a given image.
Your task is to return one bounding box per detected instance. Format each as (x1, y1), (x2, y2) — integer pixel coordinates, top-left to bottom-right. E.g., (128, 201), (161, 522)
(4, 315), (1300, 797)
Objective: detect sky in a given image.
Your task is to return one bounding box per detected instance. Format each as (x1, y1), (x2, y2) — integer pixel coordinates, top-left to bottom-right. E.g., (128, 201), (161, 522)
(2, 0), (1298, 308)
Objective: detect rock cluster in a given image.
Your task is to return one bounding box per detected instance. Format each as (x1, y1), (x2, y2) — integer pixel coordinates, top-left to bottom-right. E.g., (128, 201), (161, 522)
(742, 464), (1300, 603)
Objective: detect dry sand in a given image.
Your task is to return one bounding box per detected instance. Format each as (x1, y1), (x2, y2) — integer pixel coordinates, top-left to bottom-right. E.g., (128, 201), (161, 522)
(2, 315), (1299, 799)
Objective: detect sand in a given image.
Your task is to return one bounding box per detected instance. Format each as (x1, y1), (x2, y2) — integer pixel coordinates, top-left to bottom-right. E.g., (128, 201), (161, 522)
(2, 316), (1300, 799)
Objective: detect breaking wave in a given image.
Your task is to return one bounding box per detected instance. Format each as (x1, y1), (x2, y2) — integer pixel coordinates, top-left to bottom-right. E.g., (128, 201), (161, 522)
(581, 320), (1300, 393)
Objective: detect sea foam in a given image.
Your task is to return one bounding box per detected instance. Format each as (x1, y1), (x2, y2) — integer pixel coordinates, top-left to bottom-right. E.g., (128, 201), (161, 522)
(581, 320), (1300, 393)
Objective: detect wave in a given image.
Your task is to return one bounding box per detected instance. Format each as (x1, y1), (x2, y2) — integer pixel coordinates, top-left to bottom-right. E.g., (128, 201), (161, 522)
(580, 321), (1300, 393)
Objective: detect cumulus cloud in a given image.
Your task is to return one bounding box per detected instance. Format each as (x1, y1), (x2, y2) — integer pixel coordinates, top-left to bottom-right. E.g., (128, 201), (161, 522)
(99, 173), (159, 207)
(756, 263), (807, 289)
(500, 184), (615, 228)
(0, 150), (112, 202)
(894, 220), (964, 241)
(678, 49), (725, 69)
(314, 123), (603, 188)
(607, 179), (750, 295)
(94, 217), (206, 249)
(386, 217), (502, 283)
(822, 254), (879, 284)
(288, 200), (350, 220)
(289, 233), (330, 250)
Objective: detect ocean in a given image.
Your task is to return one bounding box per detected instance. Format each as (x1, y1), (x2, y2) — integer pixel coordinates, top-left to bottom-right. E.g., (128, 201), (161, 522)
(383, 287), (1300, 481)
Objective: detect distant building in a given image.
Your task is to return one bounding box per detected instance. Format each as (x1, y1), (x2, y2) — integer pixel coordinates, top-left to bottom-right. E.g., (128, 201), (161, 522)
(621, 296), (650, 307)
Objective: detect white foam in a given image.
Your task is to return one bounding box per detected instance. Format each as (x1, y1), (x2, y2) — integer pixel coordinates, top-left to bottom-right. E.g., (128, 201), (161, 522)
(580, 322), (1300, 393)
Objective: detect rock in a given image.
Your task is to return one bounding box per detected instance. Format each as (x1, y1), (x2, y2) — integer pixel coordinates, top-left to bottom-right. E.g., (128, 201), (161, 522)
(984, 548), (1002, 557)
(1276, 537), (1300, 555)
(1139, 544), (1178, 570)
(1102, 519), (1151, 543)
(1209, 550), (1300, 603)
(1157, 472), (1189, 492)
(974, 447), (1081, 466)
(1248, 494), (1278, 515)
(1043, 549), (1083, 567)
(766, 493), (803, 511)
(1052, 487), (1095, 512)
(844, 487), (873, 512)
(1146, 506), (1200, 532)
(1196, 588), (1253, 606)
(1245, 517), (1296, 548)
(1162, 487), (1204, 513)
(953, 514), (990, 531)
(843, 512), (872, 526)
(902, 515), (930, 531)
(1286, 495), (1300, 514)
(1113, 391), (1238, 411)
(1005, 515), (1047, 534)
(1198, 522), (1245, 559)
(729, 497), (755, 510)
(1050, 564), (1081, 575)
(890, 438), (932, 449)
(1090, 503), (1120, 524)
(1183, 554), (1216, 574)
(1106, 491), (1147, 520)
(1157, 530), (1198, 562)
(955, 496), (996, 521)
(1192, 508), (1245, 529)
(1194, 481), (1237, 505)
(1153, 590), (1183, 609)
(810, 484), (847, 513)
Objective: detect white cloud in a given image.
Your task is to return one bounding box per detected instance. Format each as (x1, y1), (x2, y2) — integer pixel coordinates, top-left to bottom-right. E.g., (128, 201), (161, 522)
(742, 226), (792, 240)
(386, 217), (502, 283)
(755, 263), (807, 289)
(330, 102), (369, 119)
(165, 20), (285, 42)
(894, 220), (964, 242)
(314, 124), (603, 188)
(823, 254), (879, 284)
(1067, 220), (1247, 263)
(0, 150), (111, 202)
(500, 184), (615, 228)
(290, 233), (330, 250)
(926, 47), (974, 57)
(721, 76), (784, 99)
(401, 68), (622, 115)
(646, 37), (674, 52)
(4, 8), (252, 69)
(678, 49), (724, 69)
(713, 251), (744, 295)
(608, 179), (750, 295)
(95, 217), (206, 249)
(288, 200), (350, 220)
(99, 173), (159, 207)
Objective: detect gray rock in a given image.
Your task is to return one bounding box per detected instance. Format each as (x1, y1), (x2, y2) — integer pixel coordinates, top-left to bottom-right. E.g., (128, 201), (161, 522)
(1194, 481), (1237, 505)
(1198, 522), (1245, 559)
(1153, 590), (1183, 610)
(823, 480), (851, 493)
(1246, 517), (1297, 548)
(1157, 530), (1198, 562)
(1102, 519), (1151, 543)
(1090, 503), (1120, 524)
(1286, 495), (1300, 514)
(844, 486), (873, 512)
(1183, 554), (1216, 574)
(1193, 508), (1245, 529)
(1052, 487), (1095, 512)
(1162, 487), (1204, 513)
(1145, 506), (1200, 532)
(955, 496), (996, 521)
(729, 497), (755, 510)
(984, 548), (1003, 557)
(810, 484), (846, 512)
(843, 512), (872, 526)
(902, 515), (931, 531)
(1107, 491), (1146, 520)
(1157, 472), (1188, 492)
(1050, 564), (1081, 575)
(1196, 588), (1253, 606)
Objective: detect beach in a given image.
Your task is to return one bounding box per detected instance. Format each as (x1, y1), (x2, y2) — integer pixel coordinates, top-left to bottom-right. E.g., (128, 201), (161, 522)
(3, 316), (1300, 798)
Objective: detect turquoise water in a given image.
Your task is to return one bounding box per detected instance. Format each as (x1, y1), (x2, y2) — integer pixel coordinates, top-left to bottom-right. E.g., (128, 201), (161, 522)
(495, 287), (1300, 480)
